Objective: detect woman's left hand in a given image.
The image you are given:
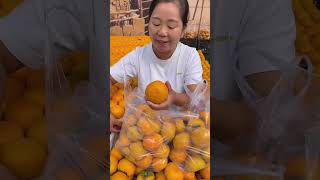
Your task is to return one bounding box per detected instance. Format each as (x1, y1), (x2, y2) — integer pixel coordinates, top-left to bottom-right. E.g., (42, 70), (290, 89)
(146, 81), (176, 110)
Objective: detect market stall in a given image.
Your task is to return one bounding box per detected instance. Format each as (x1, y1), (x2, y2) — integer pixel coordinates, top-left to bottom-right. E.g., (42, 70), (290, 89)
(109, 0), (211, 178)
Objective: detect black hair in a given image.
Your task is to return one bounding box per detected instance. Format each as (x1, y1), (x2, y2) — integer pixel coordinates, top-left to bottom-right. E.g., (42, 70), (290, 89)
(149, 0), (189, 28)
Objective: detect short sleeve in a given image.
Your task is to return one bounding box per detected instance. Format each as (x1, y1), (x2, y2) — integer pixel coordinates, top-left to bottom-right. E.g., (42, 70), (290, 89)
(110, 48), (139, 83)
(238, 0), (296, 76)
(184, 48), (203, 85)
(0, 0), (89, 69)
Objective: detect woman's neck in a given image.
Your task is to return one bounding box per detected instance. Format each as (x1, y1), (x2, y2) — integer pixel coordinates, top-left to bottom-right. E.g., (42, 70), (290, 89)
(152, 44), (177, 60)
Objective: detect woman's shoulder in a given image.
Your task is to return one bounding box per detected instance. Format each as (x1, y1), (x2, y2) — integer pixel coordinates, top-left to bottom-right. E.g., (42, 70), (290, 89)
(123, 42), (151, 58)
(178, 42), (199, 62)
(176, 43), (202, 68)
(130, 42), (152, 55)
(178, 42), (198, 55)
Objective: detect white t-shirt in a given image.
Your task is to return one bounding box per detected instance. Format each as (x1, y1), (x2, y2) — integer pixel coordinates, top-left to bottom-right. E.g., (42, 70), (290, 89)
(110, 42), (203, 93)
(0, 0), (296, 101)
(0, 0), (107, 93)
(212, 0), (296, 100)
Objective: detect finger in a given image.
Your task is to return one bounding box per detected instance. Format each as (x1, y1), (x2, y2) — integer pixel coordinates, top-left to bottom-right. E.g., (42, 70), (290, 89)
(165, 81), (172, 91)
(147, 101), (167, 110)
(110, 128), (120, 133)
(110, 114), (115, 120)
(146, 101), (162, 110)
(114, 117), (123, 126)
(113, 119), (122, 126)
(111, 125), (121, 133)
(146, 100), (158, 108)
(110, 117), (122, 133)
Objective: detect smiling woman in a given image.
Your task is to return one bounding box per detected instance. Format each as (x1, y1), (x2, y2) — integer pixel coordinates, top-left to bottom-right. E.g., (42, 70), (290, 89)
(148, 2), (186, 59)
(109, 1), (211, 179)
(109, 0), (203, 132)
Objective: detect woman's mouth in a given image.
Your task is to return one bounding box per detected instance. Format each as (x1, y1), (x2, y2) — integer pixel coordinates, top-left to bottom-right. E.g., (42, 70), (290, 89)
(157, 40), (169, 47)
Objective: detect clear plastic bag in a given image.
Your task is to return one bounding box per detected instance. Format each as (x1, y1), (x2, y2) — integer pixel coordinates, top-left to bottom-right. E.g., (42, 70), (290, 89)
(38, 16), (107, 180)
(305, 126), (320, 180)
(41, 134), (107, 180)
(114, 88), (172, 172)
(231, 54), (320, 179)
(113, 81), (210, 177)
(0, 29), (108, 180)
(0, 3), (107, 179)
(233, 56), (312, 159)
(212, 141), (284, 179)
(213, 157), (284, 179)
(0, 62), (6, 119)
(185, 80), (210, 114)
(168, 81), (210, 178)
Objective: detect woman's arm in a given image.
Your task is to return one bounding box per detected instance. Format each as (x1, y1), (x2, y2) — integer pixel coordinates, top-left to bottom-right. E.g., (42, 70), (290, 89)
(0, 41), (23, 74)
(172, 91), (190, 107)
(0, 41), (24, 105)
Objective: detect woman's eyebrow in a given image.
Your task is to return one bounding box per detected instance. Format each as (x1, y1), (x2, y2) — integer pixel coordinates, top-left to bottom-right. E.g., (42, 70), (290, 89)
(168, 19), (179, 23)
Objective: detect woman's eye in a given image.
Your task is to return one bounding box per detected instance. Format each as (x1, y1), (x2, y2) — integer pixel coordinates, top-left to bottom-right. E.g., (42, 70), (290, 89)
(167, 22), (177, 29)
(151, 19), (161, 26)
(152, 21), (160, 26)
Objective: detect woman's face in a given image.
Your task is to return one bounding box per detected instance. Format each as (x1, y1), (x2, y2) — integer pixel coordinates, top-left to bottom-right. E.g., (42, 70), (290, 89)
(148, 2), (184, 59)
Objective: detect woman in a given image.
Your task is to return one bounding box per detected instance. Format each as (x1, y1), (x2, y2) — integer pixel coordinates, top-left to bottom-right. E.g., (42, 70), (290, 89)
(110, 0), (204, 132)
(212, 0), (296, 143)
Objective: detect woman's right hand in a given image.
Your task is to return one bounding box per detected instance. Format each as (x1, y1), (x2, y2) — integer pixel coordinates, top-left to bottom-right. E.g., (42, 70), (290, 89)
(110, 114), (122, 133)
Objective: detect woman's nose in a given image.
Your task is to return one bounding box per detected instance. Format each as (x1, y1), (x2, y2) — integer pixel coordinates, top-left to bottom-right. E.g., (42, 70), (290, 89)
(158, 25), (168, 37)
